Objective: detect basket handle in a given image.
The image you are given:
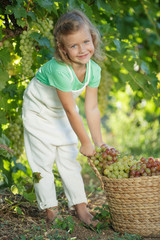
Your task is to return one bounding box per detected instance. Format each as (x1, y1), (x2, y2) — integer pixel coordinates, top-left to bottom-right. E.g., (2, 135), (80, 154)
(87, 158), (104, 190)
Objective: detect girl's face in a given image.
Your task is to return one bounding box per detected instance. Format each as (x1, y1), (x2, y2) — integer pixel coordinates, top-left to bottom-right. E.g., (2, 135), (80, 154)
(61, 25), (94, 67)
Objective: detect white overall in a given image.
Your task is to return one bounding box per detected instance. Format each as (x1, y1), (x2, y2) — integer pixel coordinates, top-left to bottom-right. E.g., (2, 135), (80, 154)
(22, 61), (91, 210)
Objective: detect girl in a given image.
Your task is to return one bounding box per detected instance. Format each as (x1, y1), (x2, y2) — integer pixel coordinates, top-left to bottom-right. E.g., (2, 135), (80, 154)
(22, 9), (104, 226)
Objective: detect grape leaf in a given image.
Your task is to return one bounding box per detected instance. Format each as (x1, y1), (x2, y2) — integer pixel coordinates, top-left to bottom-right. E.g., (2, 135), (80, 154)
(0, 110), (7, 124)
(23, 192), (36, 202)
(27, 11), (36, 21)
(113, 39), (121, 54)
(16, 163), (27, 173)
(0, 69), (9, 91)
(30, 32), (51, 48)
(5, 5), (27, 19)
(96, 0), (113, 14)
(141, 61), (150, 74)
(13, 7), (27, 19)
(36, 0), (54, 13)
(0, 48), (10, 67)
(80, 1), (93, 17)
(17, 19), (26, 28)
(0, 27), (2, 41)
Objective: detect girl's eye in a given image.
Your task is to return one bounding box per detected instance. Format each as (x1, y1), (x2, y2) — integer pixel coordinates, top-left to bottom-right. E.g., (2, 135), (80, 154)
(84, 40), (89, 44)
(71, 44), (77, 48)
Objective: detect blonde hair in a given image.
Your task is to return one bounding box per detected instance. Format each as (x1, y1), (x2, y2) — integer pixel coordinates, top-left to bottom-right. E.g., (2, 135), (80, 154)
(53, 9), (102, 64)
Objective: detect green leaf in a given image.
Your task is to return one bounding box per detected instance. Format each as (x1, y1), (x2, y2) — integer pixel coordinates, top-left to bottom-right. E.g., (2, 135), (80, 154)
(0, 134), (10, 146)
(14, 206), (24, 215)
(0, 172), (8, 184)
(23, 192), (36, 202)
(113, 39), (121, 53)
(13, 7), (27, 19)
(0, 27), (2, 41)
(0, 69), (9, 91)
(0, 110), (7, 124)
(27, 11), (36, 21)
(36, 0), (54, 12)
(38, 37), (51, 48)
(16, 163), (27, 173)
(5, 6), (14, 15)
(68, 0), (79, 9)
(80, 1), (93, 17)
(96, 0), (113, 14)
(141, 61), (150, 74)
(30, 32), (51, 48)
(17, 19), (26, 28)
(0, 48), (10, 66)
(11, 185), (19, 195)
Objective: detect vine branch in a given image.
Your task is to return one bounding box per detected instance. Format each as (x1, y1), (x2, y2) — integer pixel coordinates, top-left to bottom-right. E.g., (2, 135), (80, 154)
(105, 52), (152, 97)
(140, 0), (160, 41)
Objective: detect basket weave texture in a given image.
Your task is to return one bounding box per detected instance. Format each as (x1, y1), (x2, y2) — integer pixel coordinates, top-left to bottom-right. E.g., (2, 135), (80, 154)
(88, 158), (160, 237)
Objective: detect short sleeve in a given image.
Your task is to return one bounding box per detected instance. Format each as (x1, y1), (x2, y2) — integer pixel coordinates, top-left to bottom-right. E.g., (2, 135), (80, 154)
(88, 61), (101, 88)
(47, 70), (72, 92)
(36, 58), (73, 92)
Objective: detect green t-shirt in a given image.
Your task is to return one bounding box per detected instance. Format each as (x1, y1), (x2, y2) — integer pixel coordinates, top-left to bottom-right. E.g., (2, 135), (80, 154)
(35, 58), (101, 92)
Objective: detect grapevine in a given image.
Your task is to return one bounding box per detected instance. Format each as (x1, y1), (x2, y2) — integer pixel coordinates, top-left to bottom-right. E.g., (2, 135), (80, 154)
(98, 62), (113, 117)
(34, 18), (54, 47)
(20, 29), (34, 78)
(5, 116), (24, 158)
(19, 17), (54, 79)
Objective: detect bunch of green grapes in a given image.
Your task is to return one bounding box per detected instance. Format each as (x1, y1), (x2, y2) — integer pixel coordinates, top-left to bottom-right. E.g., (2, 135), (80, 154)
(34, 18), (54, 47)
(5, 116), (24, 158)
(19, 18), (54, 78)
(103, 155), (138, 179)
(90, 144), (120, 175)
(20, 29), (34, 78)
(98, 63), (114, 117)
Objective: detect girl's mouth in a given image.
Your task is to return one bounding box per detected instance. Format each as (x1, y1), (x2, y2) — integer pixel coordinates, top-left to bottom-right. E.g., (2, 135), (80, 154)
(78, 53), (89, 59)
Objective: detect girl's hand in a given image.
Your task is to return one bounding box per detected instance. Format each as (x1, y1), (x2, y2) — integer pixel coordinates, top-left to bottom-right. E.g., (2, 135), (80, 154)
(80, 143), (96, 157)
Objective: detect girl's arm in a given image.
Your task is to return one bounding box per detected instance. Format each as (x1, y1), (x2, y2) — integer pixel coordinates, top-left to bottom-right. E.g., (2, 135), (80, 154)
(56, 89), (95, 156)
(85, 86), (104, 147)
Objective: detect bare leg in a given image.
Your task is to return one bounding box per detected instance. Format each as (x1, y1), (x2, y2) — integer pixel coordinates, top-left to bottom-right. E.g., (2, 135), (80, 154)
(75, 203), (98, 227)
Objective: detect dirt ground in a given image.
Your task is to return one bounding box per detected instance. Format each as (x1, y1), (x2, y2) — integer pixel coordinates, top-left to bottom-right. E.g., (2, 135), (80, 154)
(0, 178), (160, 240)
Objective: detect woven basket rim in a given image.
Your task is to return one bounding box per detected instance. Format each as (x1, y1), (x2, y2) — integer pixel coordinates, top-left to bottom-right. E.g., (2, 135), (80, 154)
(102, 174), (160, 182)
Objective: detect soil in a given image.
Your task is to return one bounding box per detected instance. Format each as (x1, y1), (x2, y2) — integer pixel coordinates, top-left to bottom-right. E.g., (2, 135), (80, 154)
(0, 178), (160, 240)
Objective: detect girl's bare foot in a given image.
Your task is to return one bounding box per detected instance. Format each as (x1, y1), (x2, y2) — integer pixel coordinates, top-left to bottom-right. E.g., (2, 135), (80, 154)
(46, 206), (60, 223)
(75, 203), (98, 227)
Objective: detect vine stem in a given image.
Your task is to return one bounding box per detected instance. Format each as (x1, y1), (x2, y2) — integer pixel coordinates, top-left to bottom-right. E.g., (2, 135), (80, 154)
(105, 52), (152, 97)
(26, 0), (33, 12)
(140, 0), (160, 42)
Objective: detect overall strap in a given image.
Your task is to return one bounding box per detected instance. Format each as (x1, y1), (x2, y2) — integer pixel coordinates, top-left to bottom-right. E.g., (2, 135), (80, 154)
(66, 65), (74, 83)
(85, 60), (91, 86)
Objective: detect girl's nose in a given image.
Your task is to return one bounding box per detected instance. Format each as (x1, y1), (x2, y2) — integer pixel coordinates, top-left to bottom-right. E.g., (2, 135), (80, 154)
(79, 44), (85, 52)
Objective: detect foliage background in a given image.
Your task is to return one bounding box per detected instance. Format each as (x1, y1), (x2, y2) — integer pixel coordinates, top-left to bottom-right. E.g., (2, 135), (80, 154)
(0, 0), (160, 189)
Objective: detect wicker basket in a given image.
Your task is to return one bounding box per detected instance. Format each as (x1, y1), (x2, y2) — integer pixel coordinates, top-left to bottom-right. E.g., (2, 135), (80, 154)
(88, 158), (160, 237)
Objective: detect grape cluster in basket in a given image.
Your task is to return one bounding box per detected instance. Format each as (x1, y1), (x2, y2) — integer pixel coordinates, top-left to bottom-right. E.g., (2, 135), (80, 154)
(129, 156), (160, 177)
(89, 144), (160, 179)
(90, 144), (120, 176)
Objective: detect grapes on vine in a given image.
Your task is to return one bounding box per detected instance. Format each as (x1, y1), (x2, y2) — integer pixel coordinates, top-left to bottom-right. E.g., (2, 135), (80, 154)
(34, 18), (54, 47)
(19, 18), (54, 79)
(5, 116), (24, 158)
(20, 29), (34, 78)
(98, 62), (114, 116)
